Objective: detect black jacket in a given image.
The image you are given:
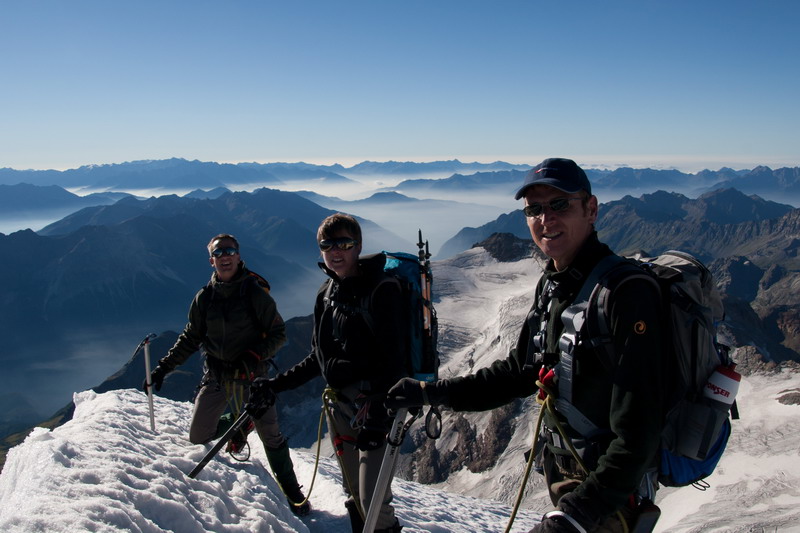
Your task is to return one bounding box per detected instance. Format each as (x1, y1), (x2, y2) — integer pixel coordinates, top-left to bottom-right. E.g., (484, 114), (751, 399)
(443, 233), (666, 520)
(272, 254), (409, 398)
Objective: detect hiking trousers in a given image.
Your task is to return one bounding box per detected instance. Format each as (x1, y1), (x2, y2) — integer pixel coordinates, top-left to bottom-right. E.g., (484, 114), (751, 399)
(328, 389), (398, 532)
(189, 375), (286, 449)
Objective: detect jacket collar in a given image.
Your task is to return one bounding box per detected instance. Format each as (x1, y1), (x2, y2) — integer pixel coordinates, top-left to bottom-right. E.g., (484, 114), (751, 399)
(544, 232), (613, 288)
(318, 253), (386, 283)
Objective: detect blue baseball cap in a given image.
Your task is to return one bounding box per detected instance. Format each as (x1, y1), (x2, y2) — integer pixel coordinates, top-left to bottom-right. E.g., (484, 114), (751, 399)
(514, 158), (591, 199)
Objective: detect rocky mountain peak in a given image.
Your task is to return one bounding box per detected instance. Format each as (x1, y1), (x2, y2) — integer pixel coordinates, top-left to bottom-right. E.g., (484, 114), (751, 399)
(472, 232), (535, 262)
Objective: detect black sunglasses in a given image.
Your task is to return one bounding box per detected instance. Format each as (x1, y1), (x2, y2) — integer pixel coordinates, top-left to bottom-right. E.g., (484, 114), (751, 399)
(523, 197), (582, 218)
(211, 247), (239, 257)
(319, 237), (359, 252)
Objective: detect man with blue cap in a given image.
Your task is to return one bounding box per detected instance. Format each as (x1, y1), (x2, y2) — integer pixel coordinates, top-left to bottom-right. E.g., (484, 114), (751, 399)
(387, 158), (667, 532)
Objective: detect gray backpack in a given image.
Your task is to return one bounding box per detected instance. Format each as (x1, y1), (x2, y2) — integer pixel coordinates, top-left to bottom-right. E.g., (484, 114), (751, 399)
(558, 250), (739, 487)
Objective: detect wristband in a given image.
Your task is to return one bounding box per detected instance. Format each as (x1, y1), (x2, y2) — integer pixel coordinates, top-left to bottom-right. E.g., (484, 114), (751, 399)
(420, 381), (430, 405)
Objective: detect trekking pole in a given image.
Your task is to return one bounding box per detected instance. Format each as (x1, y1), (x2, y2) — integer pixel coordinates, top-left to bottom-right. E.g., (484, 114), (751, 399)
(417, 230), (442, 439)
(136, 333), (158, 431)
(417, 230), (432, 331)
(187, 410), (253, 478)
(362, 408), (411, 533)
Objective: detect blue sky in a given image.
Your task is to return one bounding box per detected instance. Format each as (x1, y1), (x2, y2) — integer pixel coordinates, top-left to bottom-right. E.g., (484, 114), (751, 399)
(1, 0), (798, 172)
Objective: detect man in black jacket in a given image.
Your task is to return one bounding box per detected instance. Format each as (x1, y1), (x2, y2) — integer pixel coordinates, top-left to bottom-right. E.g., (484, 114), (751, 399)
(145, 233), (310, 516)
(386, 159), (667, 533)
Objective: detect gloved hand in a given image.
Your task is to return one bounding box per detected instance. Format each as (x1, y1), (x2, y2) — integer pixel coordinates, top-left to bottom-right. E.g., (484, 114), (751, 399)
(384, 377), (448, 411)
(356, 427), (386, 451)
(366, 394), (392, 430)
(245, 377), (277, 418)
(529, 492), (600, 533)
(142, 365), (170, 393)
(528, 512), (580, 533)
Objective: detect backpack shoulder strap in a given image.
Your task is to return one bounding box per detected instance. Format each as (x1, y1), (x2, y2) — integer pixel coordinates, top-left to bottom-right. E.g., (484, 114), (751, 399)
(245, 270), (271, 292)
(555, 255), (658, 438)
(584, 257), (661, 370)
(197, 282), (214, 323)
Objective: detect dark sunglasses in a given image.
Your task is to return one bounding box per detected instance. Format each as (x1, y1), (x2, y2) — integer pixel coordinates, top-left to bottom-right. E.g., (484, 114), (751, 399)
(523, 197), (582, 218)
(211, 247), (239, 257)
(319, 237), (359, 252)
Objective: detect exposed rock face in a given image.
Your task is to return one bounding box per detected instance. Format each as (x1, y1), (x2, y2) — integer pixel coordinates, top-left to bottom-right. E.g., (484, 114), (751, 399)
(760, 264), (787, 292)
(770, 307), (800, 355)
(407, 401), (518, 484)
(777, 389), (800, 405)
(472, 232), (535, 263)
(710, 256), (764, 302)
(730, 345), (780, 376)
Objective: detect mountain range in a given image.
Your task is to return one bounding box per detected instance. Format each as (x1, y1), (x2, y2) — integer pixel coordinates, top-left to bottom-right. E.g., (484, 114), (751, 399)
(0, 158), (530, 191)
(3, 157), (800, 197)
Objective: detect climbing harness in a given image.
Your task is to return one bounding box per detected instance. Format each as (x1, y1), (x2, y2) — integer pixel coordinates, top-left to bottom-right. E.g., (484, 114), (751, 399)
(503, 378), (631, 533)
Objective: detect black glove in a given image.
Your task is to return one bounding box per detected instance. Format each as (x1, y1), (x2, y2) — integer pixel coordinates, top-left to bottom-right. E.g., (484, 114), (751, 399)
(356, 427), (386, 451)
(528, 513), (580, 533)
(529, 492), (601, 533)
(384, 377), (448, 411)
(245, 377), (276, 418)
(143, 365), (170, 393)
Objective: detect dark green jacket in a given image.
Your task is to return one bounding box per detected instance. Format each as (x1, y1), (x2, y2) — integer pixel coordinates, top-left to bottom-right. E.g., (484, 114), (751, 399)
(444, 233), (666, 520)
(159, 263), (287, 379)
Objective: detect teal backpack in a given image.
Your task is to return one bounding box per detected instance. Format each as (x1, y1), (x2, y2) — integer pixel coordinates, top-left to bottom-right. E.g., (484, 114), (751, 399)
(380, 245), (439, 384)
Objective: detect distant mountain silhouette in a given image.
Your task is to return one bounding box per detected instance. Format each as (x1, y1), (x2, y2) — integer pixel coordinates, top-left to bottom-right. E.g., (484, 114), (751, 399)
(591, 167), (695, 191)
(708, 165), (800, 199)
(345, 160), (530, 176)
(0, 183), (129, 215)
(238, 162), (355, 184)
(183, 187), (231, 199)
(0, 158), (348, 190)
(380, 165), (800, 205)
(389, 169), (529, 195)
(0, 158), (272, 189)
(5, 159), (798, 208)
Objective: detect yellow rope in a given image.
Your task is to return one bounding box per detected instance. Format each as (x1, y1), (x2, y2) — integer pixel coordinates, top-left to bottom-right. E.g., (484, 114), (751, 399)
(283, 399), (326, 509)
(504, 380), (629, 533)
(503, 386), (548, 533)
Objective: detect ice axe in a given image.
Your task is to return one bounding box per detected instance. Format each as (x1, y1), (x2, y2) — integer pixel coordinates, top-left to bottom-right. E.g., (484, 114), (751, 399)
(187, 384), (276, 478)
(135, 333), (158, 431)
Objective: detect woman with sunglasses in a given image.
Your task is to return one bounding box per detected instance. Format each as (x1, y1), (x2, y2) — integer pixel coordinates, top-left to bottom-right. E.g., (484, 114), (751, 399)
(255, 213), (408, 533)
(145, 233), (310, 516)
